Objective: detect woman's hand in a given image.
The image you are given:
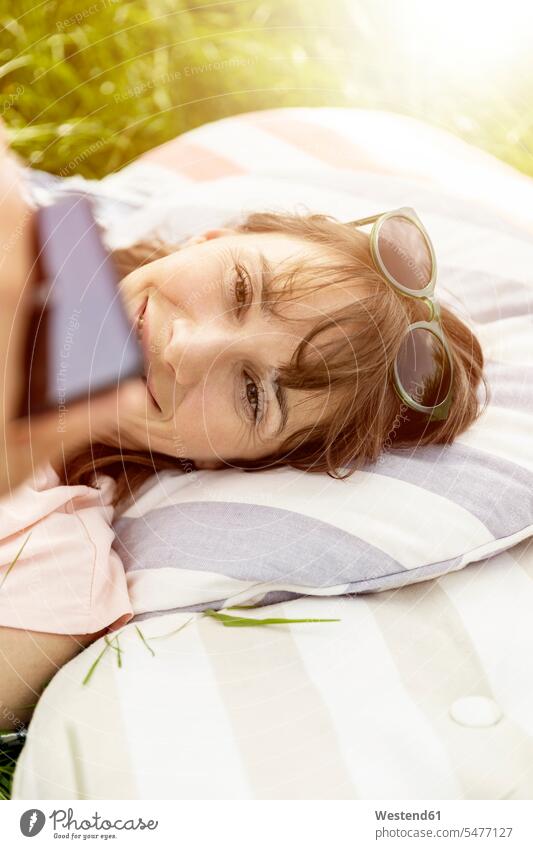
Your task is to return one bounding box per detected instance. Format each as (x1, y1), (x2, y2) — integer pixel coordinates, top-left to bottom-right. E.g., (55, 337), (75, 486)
(0, 122), (145, 498)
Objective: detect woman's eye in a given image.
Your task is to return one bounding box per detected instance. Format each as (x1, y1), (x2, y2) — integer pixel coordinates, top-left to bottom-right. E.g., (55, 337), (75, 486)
(243, 373), (263, 423)
(233, 264), (251, 313)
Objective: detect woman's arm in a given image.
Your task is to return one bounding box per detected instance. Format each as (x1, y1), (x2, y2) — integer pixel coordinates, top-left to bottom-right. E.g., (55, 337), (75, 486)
(0, 124), (132, 731)
(0, 120), (37, 429)
(0, 117), (145, 496)
(0, 625), (106, 731)
(0, 143), (106, 496)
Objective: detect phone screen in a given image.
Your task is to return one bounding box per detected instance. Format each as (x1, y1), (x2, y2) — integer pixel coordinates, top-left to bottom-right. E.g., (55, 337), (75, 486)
(18, 194), (144, 418)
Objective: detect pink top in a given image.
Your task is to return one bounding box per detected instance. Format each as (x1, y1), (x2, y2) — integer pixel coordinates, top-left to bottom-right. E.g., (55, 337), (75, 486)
(0, 464), (133, 635)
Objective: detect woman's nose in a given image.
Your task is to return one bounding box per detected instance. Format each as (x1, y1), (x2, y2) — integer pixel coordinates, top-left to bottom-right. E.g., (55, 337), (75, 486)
(162, 316), (238, 386)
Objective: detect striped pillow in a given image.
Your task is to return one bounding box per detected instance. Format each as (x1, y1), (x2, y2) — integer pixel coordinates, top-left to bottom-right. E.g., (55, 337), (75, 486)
(24, 108), (533, 621)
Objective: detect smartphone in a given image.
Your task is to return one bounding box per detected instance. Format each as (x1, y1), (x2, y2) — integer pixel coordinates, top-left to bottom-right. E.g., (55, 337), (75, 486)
(17, 194), (144, 419)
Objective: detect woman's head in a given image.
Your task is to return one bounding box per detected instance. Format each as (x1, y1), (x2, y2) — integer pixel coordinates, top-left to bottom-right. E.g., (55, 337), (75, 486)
(114, 224), (364, 468)
(63, 210), (487, 500)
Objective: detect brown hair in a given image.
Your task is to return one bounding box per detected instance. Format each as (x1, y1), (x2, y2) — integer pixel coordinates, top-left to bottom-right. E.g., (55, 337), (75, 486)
(61, 211), (488, 506)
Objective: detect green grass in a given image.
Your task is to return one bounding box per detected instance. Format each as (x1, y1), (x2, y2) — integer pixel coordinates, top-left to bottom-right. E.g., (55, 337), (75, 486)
(1, 0), (532, 179)
(0, 744), (22, 800)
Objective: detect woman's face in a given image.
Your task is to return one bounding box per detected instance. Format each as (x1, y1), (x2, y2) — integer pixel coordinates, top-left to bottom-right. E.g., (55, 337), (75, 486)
(117, 228), (355, 468)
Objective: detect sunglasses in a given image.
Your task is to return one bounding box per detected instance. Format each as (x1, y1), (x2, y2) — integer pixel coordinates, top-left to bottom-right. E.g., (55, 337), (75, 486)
(346, 206), (454, 422)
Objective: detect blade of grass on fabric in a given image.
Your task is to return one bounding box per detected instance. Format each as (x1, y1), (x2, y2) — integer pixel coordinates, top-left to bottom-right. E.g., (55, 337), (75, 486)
(104, 635), (123, 668)
(82, 618), (191, 685)
(135, 625), (155, 656)
(0, 531), (32, 590)
(82, 607), (338, 683)
(115, 637), (123, 668)
(147, 614), (198, 641)
(202, 609), (340, 627)
(82, 627), (131, 684)
(82, 641), (111, 686)
(227, 604), (263, 610)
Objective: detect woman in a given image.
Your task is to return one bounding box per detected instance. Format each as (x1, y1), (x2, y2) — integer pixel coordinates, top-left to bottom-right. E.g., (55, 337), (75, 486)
(0, 128), (486, 730)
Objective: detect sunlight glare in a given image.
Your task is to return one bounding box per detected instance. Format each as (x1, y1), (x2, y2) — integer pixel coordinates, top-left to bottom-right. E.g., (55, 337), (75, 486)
(385, 0), (533, 78)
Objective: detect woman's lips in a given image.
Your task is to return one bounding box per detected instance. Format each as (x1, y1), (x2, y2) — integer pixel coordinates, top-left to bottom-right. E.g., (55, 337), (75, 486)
(146, 378), (161, 411)
(136, 296), (148, 339)
(137, 298), (162, 411)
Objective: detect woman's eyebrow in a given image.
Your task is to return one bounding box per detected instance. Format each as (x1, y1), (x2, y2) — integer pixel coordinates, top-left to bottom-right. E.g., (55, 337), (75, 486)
(255, 250), (276, 316)
(253, 253), (290, 436)
(241, 250), (288, 436)
(273, 378), (289, 436)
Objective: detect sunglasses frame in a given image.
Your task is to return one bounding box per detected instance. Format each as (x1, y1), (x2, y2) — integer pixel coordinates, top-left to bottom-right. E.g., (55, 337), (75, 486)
(346, 206), (454, 422)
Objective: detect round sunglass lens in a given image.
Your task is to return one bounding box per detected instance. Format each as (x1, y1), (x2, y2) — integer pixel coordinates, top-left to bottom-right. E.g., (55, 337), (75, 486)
(396, 327), (452, 407)
(377, 216), (432, 291)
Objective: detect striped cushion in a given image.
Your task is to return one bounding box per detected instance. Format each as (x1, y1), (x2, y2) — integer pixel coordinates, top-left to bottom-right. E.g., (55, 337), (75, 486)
(14, 535), (533, 799)
(24, 108), (533, 621)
